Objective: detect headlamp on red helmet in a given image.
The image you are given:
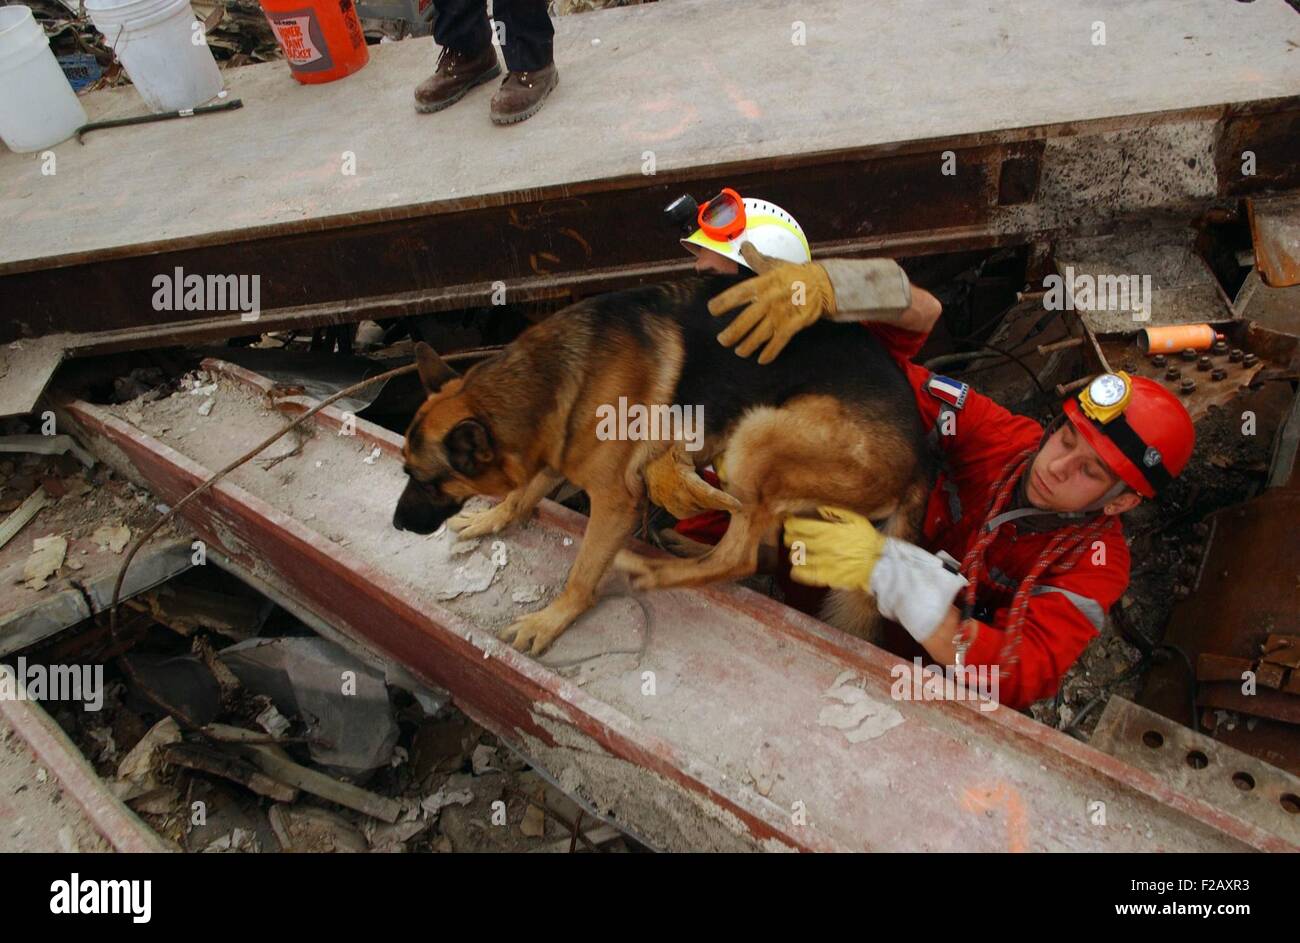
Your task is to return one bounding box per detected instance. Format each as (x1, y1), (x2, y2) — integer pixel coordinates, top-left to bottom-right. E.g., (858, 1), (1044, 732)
(1062, 372), (1195, 499)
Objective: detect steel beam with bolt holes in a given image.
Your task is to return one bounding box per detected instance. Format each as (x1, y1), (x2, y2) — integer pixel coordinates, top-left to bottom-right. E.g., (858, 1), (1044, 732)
(49, 360), (1299, 851)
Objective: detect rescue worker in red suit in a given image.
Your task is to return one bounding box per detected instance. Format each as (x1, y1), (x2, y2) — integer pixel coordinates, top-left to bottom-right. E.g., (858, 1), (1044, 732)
(655, 197), (1196, 711)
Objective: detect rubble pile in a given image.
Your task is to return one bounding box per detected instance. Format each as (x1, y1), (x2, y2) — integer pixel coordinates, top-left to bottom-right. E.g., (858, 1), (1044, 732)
(18, 564), (635, 853)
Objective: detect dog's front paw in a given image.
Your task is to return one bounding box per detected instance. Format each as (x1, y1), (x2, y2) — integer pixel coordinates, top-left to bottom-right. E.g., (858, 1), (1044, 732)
(498, 605), (573, 655)
(448, 504), (516, 539)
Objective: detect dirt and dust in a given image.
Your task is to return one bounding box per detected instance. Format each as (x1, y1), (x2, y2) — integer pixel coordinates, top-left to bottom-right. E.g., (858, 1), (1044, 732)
(0, 712), (111, 852)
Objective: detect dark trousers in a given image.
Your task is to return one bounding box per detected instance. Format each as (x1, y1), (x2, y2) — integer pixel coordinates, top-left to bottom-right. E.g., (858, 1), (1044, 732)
(433, 0), (554, 72)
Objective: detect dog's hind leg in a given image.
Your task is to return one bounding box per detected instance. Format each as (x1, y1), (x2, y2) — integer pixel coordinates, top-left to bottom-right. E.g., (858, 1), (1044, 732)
(625, 505), (775, 590)
(656, 528), (715, 558)
(611, 527), (715, 581)
(448, 469), (563, 538)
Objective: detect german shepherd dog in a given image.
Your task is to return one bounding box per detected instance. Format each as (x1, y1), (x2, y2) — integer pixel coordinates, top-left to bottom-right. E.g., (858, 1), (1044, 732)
(393, 275), (929, 654)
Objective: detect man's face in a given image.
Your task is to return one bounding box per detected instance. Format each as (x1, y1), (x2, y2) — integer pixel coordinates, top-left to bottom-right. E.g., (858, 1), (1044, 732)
(689, 246), (740, 275)
(1026, 420), (1138, 514)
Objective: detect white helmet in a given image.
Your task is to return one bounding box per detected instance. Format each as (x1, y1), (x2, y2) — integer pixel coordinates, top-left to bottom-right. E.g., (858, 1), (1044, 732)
(681, 196), (811, 270)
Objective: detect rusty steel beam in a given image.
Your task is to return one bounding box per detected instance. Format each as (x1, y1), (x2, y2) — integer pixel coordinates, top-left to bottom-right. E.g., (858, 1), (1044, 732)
(0, 694), (172, 852)
(7, 96), (1300, 351)
(49, 360), (1300, 851)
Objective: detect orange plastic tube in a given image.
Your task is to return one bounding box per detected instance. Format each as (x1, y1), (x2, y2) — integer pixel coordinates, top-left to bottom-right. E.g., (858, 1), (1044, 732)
(260, 0), (369, 84)
(1139, 324), (1220, 355)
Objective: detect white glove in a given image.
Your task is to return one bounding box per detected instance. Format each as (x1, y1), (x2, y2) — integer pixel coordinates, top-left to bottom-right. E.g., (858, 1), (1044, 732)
(868, 538), (968, 643)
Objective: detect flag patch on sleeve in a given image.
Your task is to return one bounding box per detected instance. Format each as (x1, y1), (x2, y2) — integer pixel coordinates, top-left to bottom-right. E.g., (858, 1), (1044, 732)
(925, 375), (969, 410)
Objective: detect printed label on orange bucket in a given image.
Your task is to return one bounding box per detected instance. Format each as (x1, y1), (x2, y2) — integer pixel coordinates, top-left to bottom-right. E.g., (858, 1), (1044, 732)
(260, 0), (368, 84)
(267, 10), (333, 71)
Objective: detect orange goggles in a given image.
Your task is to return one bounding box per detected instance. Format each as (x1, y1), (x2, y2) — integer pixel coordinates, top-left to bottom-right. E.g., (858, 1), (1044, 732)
(696, 188), (747, 242)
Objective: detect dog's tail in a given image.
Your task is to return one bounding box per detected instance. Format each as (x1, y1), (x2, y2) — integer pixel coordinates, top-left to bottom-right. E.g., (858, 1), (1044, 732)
(819, 474), (929, 644)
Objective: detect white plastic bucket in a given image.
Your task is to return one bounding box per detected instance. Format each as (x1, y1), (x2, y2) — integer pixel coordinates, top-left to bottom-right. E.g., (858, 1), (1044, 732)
(86, 0), (222, 113)
(0, 6), (88, 152)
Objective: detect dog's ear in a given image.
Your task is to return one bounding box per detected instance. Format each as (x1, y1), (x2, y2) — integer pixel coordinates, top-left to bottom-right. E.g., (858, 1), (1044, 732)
(414, 342), (459, 394)
(444, 419), (495, 477)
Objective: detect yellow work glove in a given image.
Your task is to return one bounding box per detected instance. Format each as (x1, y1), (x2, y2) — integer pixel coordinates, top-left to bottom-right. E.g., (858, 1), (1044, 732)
(709, 242), (837, 365)
(782, 506), (884, 593)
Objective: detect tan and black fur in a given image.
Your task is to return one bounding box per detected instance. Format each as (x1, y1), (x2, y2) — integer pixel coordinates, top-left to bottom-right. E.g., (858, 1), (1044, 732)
(393, 275), (930, 654)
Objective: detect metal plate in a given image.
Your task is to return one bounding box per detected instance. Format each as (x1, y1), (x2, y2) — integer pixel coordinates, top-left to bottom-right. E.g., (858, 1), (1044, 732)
(1092, 697), (1300, 841)
(1248, 193), (1300, 288)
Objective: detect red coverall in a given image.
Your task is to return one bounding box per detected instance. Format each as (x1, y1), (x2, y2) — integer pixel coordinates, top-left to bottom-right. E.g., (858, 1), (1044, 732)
(675, 322), (1130, 709)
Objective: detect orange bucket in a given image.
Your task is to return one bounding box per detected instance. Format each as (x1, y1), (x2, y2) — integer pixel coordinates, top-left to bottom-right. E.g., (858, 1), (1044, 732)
(260, 0), (368, 84)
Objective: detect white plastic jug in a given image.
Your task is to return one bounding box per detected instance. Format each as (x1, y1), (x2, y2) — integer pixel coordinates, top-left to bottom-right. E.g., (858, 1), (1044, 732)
(86, 0), (222, 113)
(0, 6), (88, 152)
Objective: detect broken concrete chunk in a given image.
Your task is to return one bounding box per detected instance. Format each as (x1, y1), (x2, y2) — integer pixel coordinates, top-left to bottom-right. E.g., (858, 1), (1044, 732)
(197, 397), (215, 417)
(449, 538), (481, 556)
(434, 551), (499, 601)
(471, 743), (499, 775)
(269, 805), (367, 853)
(112, 716), (182, 802)
(202, 827), (260, 853)
(92, 523), (131, 554)
(365, 816), (431, 853)
(421, 784), (474, 817)
(818, 672), (904, 744)
(511, 586), (543, 604)
(22, 534), (66, 589)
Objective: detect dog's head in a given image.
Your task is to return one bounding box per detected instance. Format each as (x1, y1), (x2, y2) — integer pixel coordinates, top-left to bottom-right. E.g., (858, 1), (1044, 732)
(392, 343), (507, 534)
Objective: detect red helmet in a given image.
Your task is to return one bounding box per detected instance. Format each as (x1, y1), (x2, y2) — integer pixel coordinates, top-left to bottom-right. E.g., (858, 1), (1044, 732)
(1062, 373), (1195, 499)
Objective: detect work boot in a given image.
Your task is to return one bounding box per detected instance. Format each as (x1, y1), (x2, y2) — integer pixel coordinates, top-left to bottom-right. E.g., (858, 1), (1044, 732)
(414, 44), (501, 114)
(489, 63), (559, 125)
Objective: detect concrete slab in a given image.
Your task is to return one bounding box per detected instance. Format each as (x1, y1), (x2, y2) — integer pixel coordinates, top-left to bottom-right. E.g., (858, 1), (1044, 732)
(0, 475), (191, 657)
(1, 0), (1298, 271)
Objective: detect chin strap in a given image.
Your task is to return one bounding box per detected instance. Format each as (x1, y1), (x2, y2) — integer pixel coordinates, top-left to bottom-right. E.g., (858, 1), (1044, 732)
(984, 477), (1126, 533)
(985, 414), (1128, 533)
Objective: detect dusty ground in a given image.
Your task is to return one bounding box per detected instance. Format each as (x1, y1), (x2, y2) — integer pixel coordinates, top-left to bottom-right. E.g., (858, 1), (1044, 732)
(0, 712), (111, 852)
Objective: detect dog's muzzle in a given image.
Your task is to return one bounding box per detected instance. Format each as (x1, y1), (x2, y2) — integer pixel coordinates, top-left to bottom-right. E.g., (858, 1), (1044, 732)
(392, 480), (462, 534)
